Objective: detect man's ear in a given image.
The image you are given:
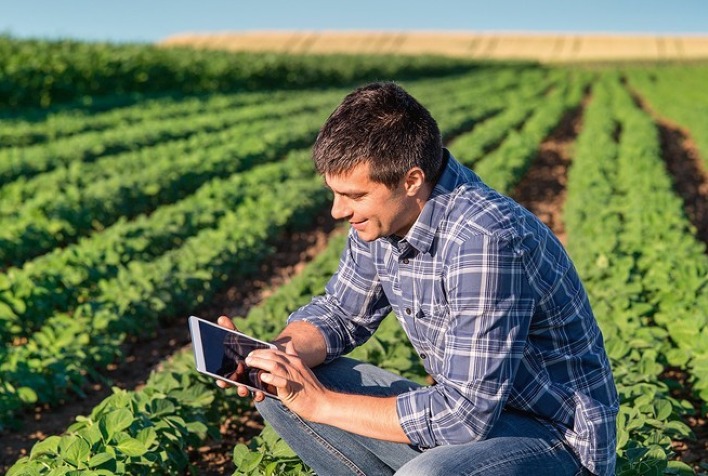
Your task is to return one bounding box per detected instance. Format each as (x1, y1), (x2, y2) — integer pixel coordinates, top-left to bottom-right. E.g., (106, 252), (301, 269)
(404, 167), (426, 197)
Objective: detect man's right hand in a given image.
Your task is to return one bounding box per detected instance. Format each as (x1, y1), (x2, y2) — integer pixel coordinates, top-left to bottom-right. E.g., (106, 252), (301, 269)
(215, 315), (268, 402)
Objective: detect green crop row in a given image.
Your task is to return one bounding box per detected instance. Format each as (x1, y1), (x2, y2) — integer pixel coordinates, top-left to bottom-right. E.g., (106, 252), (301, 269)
(0, 65), (542, 215)
(0, 104), (334, 267)
(625, 65), (708, 169)
(0, 89), (339, 186)
(0, 67), (548, 310)
(0, 89), (293, 148)
(564, 72), (695, 476)
(471, 69), (589, 191)
(448, 69), (569, 166)
(610, 80), (708, 403)
(0, 35), (480, 108)
(0, 168), (331, 431)
(1, 66), (537, 208)
(7, 347), (252, 475)
(0, 150), (316, 343)
(0, 71), (527, 332)
(434, 68), (552, 145)
(0, 92), (342, 209)
(423, 67), (544, 128)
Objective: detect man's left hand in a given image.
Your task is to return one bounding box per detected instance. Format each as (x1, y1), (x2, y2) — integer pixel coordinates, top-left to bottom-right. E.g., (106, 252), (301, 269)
(246, 341), (331, 422)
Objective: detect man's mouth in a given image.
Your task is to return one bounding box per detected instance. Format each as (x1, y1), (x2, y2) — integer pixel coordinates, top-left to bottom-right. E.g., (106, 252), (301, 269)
(350, 219), (368, 230)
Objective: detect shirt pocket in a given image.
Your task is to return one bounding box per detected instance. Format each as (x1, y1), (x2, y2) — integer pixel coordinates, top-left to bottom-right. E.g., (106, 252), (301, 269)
(414, 301), (449, 349)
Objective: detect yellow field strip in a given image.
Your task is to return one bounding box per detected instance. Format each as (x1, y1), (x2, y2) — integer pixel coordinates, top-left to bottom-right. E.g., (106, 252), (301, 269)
(160, 31), (708, 62)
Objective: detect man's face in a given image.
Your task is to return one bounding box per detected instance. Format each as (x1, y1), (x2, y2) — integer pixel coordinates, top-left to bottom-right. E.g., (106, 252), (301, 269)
(325, 161), (422, 242)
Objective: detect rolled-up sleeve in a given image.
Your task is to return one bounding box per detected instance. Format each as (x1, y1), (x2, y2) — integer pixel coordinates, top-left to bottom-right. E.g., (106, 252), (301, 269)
(396, 234), (535, 448)
(288, 229), (391, 363)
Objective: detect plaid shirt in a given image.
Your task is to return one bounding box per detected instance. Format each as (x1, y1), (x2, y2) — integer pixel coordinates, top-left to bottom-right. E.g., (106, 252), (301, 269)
(289, 151), (618, 475)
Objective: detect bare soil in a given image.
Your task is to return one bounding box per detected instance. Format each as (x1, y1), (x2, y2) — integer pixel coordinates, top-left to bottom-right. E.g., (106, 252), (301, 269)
(656, 121), (708, 245)
(0, 210), (338, 474)
(511, 100), (587, 242)
(629, 88), (708, 245)
(663, 368), (708, 472)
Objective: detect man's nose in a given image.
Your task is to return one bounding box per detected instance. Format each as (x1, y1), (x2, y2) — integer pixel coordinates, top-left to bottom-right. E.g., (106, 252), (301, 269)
(331, 195), (351, 220)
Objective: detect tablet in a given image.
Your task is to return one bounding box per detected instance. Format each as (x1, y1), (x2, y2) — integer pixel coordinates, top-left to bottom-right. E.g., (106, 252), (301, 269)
(188, 315), (279, 398)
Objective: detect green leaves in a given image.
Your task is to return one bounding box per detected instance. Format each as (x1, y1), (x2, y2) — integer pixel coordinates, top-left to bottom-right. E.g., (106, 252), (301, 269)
(8, 353), (244, 475)
(115, 438), (148, 457)
(232, 426), (310, 476)
(0, 35), (474, 109)
(102, 409), (134, 439)
(566, 71), (704, 475)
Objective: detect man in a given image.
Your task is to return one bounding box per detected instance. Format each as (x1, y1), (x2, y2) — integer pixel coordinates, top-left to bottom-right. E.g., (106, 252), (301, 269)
(217, 81), (618, 475)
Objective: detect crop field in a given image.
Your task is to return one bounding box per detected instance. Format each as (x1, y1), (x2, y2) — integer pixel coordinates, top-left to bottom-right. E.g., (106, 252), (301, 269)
(0, 37), (707, 475)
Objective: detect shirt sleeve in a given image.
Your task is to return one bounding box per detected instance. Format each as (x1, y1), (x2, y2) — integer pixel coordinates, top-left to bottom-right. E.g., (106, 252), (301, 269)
(287, 228), (392, 363)
(396, 233), (536, 448)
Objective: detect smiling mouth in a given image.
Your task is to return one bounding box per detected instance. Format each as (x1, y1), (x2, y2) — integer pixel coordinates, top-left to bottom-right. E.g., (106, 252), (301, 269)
(351, 220), (368, 229)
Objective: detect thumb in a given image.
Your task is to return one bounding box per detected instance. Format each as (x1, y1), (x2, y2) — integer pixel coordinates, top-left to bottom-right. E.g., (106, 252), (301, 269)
(218, 315), (237, 331)
(285, 340), (298, 357)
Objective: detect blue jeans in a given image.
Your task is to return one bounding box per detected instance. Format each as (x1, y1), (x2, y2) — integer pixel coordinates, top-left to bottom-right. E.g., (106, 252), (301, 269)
(255, 357), (585, 476)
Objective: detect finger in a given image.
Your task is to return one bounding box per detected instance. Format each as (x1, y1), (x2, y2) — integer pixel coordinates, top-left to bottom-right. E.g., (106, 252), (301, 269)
(285, 340), (298, 357)
(260, 371), (289, 389)
(245, 352), (291, 374)
(217, 315), (237, 331)
(253, 391), (266, 403)
(236, 385), (250, 398)
(248, 348), (293, 363)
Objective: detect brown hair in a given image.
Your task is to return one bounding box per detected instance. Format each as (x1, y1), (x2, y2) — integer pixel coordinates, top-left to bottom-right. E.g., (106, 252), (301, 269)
(312, 82), (443, 189)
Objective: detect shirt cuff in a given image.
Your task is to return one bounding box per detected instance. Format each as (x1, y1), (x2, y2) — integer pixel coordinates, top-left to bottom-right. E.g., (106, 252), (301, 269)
(395, 387), (437, 449)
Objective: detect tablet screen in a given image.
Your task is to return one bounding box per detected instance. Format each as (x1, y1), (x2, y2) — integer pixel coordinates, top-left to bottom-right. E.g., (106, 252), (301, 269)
(191, 317), (276, 395)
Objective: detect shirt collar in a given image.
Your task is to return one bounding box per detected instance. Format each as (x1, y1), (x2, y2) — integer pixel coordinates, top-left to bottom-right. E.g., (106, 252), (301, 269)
(390, 149), (480, 254)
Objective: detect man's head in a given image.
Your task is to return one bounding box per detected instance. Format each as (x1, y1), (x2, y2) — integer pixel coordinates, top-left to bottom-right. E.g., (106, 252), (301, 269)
(313, 82), (444, 241)
(313, 82), (443, 188)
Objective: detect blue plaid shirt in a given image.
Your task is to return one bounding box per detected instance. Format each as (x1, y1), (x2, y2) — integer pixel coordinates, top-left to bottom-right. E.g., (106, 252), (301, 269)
(289, 151), (618, 475)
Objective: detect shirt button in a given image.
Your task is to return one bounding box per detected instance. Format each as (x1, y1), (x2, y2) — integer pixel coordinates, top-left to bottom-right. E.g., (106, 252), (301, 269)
(420, 354), (427, 359)
(405, 307), (412, 315)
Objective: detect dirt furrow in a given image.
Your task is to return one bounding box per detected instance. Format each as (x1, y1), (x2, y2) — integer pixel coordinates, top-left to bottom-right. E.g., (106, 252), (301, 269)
(511, 101), (586, 242)
(655, 121), (708, 245)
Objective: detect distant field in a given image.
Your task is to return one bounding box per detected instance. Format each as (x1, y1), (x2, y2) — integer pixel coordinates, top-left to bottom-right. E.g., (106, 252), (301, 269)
(161, 31), (708, 62)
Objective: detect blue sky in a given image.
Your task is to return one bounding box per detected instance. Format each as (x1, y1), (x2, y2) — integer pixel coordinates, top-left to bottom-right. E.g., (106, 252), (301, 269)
(2, 0), (706, 44)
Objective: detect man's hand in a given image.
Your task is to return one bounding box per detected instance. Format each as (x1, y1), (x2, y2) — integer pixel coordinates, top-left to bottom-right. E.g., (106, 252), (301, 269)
(214, 315), (270, 402)
(246, 341), (331, 422)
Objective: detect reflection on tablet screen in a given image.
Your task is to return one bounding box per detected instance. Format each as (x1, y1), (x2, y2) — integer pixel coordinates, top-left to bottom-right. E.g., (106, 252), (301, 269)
(196, 320), (273, 391)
